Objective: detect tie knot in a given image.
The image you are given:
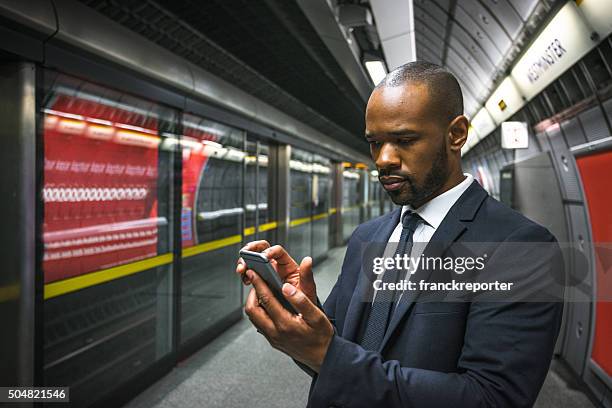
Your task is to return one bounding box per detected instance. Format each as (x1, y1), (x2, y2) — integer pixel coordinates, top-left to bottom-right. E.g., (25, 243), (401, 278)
(401, 210), (422, 232)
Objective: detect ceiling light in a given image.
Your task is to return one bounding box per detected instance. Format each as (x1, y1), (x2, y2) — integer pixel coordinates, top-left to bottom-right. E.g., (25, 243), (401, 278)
(365, 60), (387, 85)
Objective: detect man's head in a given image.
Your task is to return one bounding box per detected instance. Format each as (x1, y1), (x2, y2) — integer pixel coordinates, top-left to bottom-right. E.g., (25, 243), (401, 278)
(366, 61), (469, 208)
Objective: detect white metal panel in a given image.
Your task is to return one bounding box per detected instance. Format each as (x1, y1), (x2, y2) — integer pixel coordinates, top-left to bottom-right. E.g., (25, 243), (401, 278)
(381, 32), (417, 70)
(370, 0), (416, 69)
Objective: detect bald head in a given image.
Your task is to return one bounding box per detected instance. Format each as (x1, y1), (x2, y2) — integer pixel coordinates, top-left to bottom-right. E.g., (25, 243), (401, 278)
(376, 61), (463, 123)
(365, 61), (469, 208)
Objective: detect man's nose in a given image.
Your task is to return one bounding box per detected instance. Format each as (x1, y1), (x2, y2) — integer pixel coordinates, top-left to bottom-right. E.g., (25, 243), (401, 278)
(375, 142), (400, 170)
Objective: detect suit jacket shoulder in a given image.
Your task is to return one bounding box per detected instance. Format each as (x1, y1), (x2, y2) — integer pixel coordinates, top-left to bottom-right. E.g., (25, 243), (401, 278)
(469, 191), (557, 243)
(350, 209), (399, 242)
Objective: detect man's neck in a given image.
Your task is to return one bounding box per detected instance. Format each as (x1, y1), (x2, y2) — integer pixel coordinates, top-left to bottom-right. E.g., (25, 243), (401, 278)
(411, 170), (466, 210)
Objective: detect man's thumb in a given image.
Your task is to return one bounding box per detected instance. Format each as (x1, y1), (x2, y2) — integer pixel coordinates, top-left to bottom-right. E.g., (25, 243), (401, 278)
(282, 283), (318, 322)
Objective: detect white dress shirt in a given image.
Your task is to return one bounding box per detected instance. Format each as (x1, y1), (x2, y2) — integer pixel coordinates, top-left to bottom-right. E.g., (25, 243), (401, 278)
(375, 173), (474, 301)
(388, 173), (474, 245)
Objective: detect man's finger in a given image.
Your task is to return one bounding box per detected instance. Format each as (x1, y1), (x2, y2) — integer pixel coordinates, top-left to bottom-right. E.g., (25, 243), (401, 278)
(248, 270), (292, 323)
(262, 246), (298, 279)
(236, 260), (253, 285)
(237, 240), (270, 285)
(299, 256), (315, 287)
(281, 283), (323, 325)
(241, 240), (271, 253)
(245, 288), (276, 334)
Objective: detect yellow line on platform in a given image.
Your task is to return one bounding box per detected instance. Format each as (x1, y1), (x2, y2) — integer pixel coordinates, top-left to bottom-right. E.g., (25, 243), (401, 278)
(289, 216), (312, 227)
(0, 283), (20, 302)
(181, 234), (242, 258)
(44, 253), (174, 300)
(258, 221), (278, 232)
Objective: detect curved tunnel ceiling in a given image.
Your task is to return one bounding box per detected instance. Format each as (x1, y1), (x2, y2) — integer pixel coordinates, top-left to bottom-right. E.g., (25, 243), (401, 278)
(411, 0), (552, 118)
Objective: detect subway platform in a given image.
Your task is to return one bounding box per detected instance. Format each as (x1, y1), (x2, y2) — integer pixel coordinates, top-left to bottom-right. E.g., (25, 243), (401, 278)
(123, 247), (596, 408)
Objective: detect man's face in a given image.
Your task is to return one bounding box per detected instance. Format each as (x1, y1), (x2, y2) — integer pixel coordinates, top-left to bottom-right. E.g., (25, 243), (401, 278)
(365, 82), (450, 208)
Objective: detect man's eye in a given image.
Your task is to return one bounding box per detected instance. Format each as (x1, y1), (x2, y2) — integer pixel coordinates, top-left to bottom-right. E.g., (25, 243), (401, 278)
(368, 140), (381, 147)
(398, 139), (415, 146)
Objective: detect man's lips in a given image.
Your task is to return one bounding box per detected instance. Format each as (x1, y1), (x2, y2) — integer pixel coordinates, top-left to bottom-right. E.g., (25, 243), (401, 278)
(380, 177), (408, 191)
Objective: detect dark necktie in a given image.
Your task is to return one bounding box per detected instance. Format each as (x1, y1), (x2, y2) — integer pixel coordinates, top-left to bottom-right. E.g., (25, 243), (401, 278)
(360, 210), (422, 351)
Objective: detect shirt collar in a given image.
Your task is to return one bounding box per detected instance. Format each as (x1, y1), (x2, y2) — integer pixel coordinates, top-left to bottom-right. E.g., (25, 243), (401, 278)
(400, 173), (474, 229)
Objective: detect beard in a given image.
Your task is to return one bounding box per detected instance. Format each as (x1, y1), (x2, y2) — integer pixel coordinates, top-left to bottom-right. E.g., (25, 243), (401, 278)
(383, 144), (449, 208)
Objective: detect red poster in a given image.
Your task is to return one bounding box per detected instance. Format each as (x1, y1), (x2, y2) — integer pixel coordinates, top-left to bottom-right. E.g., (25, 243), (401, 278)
(180, 123), (219, 248)
(576, 150), (612, 376)
(43, 95), (160, 283)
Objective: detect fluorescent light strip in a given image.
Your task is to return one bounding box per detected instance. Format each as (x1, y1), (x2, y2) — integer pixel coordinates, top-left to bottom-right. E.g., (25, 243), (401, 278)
(365, 60), (387, 85)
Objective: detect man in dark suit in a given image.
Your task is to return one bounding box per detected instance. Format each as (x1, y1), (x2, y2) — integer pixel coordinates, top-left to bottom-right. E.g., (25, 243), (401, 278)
(237, 61), (564, 407)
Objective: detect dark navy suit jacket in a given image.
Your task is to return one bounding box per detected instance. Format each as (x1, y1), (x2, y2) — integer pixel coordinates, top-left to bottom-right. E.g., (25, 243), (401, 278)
(305, 181), (564, 408)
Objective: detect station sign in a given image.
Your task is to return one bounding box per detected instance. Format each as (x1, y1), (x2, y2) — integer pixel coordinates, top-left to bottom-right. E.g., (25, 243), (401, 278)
(577, 0), (612, 40)
(510, 1), (597, 100)
(501, 121), (529, 149)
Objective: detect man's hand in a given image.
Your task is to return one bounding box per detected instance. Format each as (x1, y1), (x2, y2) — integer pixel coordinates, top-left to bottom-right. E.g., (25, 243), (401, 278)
(244, 269), (334, 372)
(236, 240), (317, 304)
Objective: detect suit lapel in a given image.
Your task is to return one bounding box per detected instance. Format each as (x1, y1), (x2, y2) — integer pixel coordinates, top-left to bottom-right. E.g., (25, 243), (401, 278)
(379, 217), (466, 351)
(341, 208), (401, 341)
(379, 181), (489, 352)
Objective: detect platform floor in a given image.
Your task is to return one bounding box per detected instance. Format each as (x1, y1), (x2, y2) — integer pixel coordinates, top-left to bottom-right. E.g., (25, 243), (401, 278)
(124, 246), (596, 408)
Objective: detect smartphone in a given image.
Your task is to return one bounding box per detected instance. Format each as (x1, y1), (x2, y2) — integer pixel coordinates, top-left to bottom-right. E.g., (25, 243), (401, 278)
(239, 249), (297, 314)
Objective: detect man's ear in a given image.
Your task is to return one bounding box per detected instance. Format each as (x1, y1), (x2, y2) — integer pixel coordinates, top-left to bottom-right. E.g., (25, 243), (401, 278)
(447, 115), (469, 152)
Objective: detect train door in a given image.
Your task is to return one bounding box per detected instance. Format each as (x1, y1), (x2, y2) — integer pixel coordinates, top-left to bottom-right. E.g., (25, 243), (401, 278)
(40, 71), (178, 406)
(243, 136), (276, 299)
(311, 155), (332, 262)
(288, 148), (313, 264)
(179, 114), (244, 347)
(341, 166), (361, 242)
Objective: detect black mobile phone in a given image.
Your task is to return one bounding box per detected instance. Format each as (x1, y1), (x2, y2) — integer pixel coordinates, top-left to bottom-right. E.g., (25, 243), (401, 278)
(239, 249), (297, 314)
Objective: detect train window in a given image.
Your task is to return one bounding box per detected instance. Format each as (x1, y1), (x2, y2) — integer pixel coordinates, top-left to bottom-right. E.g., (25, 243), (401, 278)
(180, 113), (244, 343)
(244, 138), (275, 244)
(342, 167), (362, 241)
(369, 171), (382, 219)
(257, 143), (274, 243)
(288, 147), (313, 263)
(583, 48), (612, 90)
(41, 71), (177, 406)
(311, 154), (332, 260)
(244, 138), (257, 242)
